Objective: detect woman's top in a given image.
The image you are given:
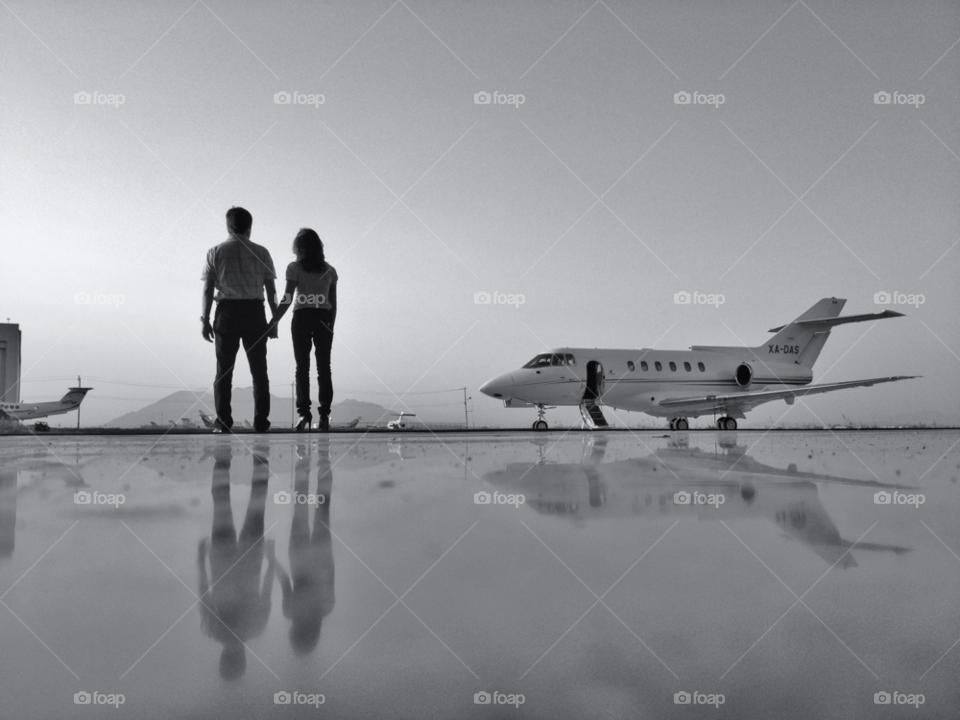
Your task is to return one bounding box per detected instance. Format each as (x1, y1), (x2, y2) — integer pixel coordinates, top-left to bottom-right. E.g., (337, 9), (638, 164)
(285, 261), (337, 311)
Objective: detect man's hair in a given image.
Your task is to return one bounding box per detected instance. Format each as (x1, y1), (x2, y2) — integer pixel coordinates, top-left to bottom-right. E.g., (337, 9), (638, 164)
(226, 206), (252, 236)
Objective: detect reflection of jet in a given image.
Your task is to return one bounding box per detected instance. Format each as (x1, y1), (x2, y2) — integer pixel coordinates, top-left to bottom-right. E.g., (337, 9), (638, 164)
(482, 436), (910, 568)
(0, 387), (92, 422)
(480, 298), (917, 431)
(387, 438), (414, 460)
(387, 412), (417, 430)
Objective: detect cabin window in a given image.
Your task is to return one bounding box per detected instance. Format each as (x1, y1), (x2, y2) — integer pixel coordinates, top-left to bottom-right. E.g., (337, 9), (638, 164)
(655, 361), (662, 371)
(565, 354), (576, 366)
(669, 361), (677, 372)
(641, 361), (648, 371)
(627, 361), (635, 371)
(698, 362), (705, 372)
(684, 362), (691, 372)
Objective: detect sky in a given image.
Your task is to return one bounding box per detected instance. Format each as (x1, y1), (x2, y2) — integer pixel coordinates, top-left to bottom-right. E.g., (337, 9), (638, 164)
(1, 0), (958, 428)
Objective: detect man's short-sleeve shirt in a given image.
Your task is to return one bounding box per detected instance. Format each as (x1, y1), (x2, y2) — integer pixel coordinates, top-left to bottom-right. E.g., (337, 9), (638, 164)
(202, 238), (277, 300)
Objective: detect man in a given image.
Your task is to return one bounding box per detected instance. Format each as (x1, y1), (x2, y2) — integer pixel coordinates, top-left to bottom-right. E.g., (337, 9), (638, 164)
(201, 207), (278, 432)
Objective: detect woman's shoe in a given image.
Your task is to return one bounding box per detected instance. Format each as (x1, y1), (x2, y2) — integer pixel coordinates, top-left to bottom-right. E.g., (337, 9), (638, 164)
(296, 416), (312, 432)
(318, 416), (330, 433)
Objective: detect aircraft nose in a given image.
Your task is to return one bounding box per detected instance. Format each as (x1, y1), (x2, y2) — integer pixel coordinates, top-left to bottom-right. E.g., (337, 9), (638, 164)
(480, 373), (514, 399)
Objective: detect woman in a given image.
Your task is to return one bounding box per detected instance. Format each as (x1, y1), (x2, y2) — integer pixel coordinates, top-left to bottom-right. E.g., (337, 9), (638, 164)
(271, 229), (337, 432)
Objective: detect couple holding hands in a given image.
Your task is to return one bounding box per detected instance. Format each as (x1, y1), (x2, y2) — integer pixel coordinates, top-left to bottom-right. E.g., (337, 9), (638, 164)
(201, 206), (337, 433)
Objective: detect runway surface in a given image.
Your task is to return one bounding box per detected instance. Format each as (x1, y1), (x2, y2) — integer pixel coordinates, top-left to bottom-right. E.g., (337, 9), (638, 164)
(0, 430), (957, 719)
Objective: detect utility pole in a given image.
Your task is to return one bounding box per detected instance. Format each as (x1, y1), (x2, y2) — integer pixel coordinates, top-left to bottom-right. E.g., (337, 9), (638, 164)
(462, 387), (472, 429)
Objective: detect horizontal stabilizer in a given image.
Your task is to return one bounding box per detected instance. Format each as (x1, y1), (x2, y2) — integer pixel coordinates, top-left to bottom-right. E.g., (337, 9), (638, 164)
(769, 310), (904, 332)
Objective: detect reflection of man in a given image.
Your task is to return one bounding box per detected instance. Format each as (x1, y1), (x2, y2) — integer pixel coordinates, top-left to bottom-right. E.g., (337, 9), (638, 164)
(197, 443), (276, 679)
(277, 440), (335, 654)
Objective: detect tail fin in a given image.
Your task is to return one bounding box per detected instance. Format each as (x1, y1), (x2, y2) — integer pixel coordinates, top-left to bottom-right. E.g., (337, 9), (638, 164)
(689, 297), (905, 370)
(758, 297), (905, 369)
(760, 298), (846, 369)
(60, 388), (92, 405)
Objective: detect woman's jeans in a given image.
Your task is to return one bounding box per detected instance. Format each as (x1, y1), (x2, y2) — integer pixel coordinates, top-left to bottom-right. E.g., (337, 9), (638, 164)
(291, 309), (334, 420)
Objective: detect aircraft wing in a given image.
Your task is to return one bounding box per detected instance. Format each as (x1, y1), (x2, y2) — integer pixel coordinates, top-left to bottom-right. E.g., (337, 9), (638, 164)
(658, 376), (919, 414)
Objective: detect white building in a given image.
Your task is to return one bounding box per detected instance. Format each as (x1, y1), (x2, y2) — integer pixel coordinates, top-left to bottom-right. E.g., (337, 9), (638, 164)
(0, 323), (21, 403)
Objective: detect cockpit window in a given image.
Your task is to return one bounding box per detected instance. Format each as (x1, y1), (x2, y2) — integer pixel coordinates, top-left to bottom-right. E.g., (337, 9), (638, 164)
(565, 354), (576, 366)
(551, 354), (564, 366)
(522, 354), (554, 369)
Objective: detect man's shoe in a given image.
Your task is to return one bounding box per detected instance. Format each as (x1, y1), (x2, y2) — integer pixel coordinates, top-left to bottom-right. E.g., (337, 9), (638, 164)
(296, 416), (312, 433)
(253, 422), (271, 433)
(213, 421), (232, 434)
(318, 416), (330, 433)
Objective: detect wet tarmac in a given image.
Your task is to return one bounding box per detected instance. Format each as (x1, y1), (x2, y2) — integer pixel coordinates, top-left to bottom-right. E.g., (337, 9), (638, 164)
(0, 430), (958, 719)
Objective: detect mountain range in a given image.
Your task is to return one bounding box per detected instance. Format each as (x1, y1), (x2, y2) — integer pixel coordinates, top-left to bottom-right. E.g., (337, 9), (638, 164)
(106, 388), (392, 428)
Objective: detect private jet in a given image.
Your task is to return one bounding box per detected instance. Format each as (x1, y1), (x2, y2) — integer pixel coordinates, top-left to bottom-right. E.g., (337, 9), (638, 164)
(0, 388), (92, 423)
(387, 412), (417, 430)
(479, 298), (917, 430)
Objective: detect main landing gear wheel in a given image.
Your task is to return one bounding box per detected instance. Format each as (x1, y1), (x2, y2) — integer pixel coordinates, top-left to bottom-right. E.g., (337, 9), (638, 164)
(717, 417), (737, 431)
(675, 418), (689, 431)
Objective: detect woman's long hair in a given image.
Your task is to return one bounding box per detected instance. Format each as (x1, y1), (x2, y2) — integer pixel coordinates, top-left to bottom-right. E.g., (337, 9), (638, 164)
(293, 228), (326, 274)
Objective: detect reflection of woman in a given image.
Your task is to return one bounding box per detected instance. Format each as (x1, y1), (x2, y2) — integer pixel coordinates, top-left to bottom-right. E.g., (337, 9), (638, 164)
(277, 440), (336, 654)
(270, 229), (338, 432)
(197, 443), (276, 679)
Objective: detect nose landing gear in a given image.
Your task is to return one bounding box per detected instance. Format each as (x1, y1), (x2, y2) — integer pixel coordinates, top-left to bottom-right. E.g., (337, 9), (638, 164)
(533, 404), (550, 431)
